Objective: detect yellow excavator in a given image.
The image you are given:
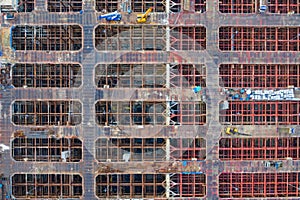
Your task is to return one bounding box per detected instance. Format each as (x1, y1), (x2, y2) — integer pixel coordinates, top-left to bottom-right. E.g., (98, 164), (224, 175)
(137, 7), (153, 23)
(225, 127), (251, 136)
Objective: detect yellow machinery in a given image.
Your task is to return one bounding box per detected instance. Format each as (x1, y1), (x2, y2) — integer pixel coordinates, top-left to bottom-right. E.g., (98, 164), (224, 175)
(225, 127), (251, 136)
(137, 7), (153, 23)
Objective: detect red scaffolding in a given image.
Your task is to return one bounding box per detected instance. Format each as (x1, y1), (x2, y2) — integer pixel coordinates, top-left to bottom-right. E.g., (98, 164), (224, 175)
(219, 64), (300, 88)
(219, 101), (300, 125)
(219, 27), (300, 51)
(219, 172), (300, 198)
(219, 137), (300, 160)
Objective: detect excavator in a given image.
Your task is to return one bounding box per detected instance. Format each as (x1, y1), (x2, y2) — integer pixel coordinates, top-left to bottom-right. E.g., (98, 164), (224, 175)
(136, 7), (153, 23)
(225, 127), (251, 136)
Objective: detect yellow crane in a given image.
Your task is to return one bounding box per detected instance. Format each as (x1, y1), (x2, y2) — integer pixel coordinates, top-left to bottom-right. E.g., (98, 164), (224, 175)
(136, 7), (153, 23)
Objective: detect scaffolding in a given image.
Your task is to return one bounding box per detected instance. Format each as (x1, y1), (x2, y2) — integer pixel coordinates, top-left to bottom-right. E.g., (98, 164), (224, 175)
(12, 63), (82, 88)
(12, 100), (82, 126)
(219, 64), (300, 88)
(219, 101), (300, 125)
(219, 172), (300, 198)
(47, 0), (83, 12)
(95, 101), (206, 126)
(219, 0), (300, 14)
(219, 137), (300, 160)
(96, 173), (206, 198)
(11, 25), (82, 51)
(95, 138), (206, 162)
(12, 136), (82, 162)
(17, 0), (34, 12)
(95, 63), (206, 88)
(219, 27), (300, 51)
(12, 173), (83, 198)
(95, 25), (206, 51)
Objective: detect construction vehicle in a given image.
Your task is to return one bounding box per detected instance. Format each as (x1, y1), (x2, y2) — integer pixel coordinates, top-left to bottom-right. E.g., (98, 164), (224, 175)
(98, 11), (122, 22)
(136, 7), (153, 23)
(225, 127), (251, 136)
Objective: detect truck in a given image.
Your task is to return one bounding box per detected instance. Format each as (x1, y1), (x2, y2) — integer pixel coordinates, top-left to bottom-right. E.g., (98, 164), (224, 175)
(98, 11), (122, 22)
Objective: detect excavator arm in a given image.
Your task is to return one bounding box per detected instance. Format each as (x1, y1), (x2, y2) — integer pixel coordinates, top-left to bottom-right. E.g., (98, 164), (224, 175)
(136, 7), (153, 23)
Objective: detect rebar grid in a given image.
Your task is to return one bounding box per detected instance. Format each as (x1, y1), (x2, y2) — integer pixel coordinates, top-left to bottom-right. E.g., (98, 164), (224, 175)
(47, 0), (83, 12)
(219, 137), (300, 160)
(96, 174), (166, 198)
(12, 100), (82, 126)
(219, 64), (300, 88)
(12, 174), (83, 198)
(95, 138), (206, 162)
(268, 0), (300, 13)
(219, 101), (300, 125)
(219, 27), (300, 51)
(95, 101), (206, 126)
(11, 25), (82, 51)
(12, 63), (82, 88)
(95, 64), (166, 88)
(12, 137), (82, 162)
(219, 172), (300, 198)
(17, 0), (34, 12)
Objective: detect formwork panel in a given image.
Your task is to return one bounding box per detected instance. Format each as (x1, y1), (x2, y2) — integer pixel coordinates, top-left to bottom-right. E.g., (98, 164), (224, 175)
(96, 173), (206, 198)
(219, 137), (300, 160)
(95, 101), (206, 126)
(12, 173), (83, 198)
(219, 0), (255, 13)
(17, 0), (35, 12)
(12, 136), (82, 162)
(170, 26), (206, 50)
(95, 25), (166, 51)
(170, 64), (206, 88)
(219, 172), (300, 198)
(219, 27), (300, 51)
(219, 101), (300, 125)
(95, 138), (206, 162)
(219, 64), (300, 88)
(95, 64), (166, 88)
(12, 63), (82, 88)
(47, 0), (83, 12)
(12, 100), (82, 126)
(11, 25), (82, 51)
(268, 0), (300, 14)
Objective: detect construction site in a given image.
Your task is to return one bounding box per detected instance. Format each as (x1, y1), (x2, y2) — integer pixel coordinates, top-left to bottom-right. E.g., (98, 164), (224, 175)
(0, 0), (300, 199)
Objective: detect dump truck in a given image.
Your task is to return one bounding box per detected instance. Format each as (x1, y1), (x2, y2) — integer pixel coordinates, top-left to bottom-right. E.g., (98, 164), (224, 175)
(98, 11), (122, 21)
(136, 7), (153, 23)
(225, 127), (251, 136)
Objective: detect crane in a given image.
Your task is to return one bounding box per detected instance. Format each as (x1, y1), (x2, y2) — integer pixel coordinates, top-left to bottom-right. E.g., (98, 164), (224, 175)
(98, 11), (122, 22)
(136, 7), (153, 23)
